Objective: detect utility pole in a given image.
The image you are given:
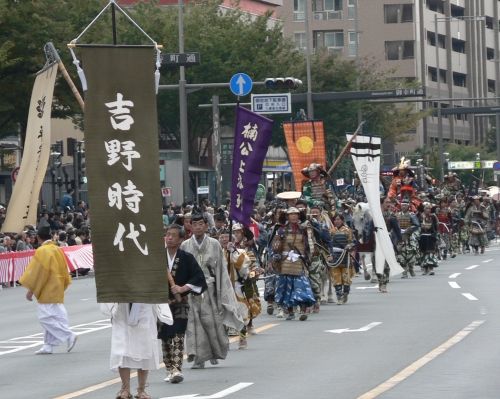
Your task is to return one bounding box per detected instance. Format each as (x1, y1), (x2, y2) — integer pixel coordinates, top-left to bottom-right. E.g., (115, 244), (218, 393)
(178, 0), (190, 201)
(304, 0), (314, 119)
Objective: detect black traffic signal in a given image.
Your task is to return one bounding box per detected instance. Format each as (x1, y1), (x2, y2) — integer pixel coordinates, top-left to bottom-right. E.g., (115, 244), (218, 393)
(264, 77), (302, 90)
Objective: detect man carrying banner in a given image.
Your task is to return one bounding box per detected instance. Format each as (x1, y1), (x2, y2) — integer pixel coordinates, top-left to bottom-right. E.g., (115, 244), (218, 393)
(379, 197), (402, 292)
(396, 198), (420, 278)
(181, 213), (244, 369)
(158, 224), (206, 384)
(19, 220), (78, 355)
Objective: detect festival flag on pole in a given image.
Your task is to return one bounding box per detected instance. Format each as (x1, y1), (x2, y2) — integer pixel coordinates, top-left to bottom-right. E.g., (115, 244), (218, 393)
(283, 120), (327, 190)
(347, 134), (404, 276)
(230, 106), (273, 226)
(80, 46), (168, 303)
(2, 63), (58, 233)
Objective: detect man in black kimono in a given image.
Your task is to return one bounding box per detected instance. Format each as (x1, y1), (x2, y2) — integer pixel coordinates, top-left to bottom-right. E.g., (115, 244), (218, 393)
(158, 224), (207, 384)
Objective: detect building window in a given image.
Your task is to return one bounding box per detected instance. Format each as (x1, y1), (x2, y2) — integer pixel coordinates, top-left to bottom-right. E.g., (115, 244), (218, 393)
(348, 31), (358, 57)
(487, 48), (495, 60)
(452, 38), (466, 54)
(486, 16), (494, 30)
(427, 0), (444, 14)
(385, 40), (414, 60)
(348, 0), (356, 19)
(384, 4), (413, 23)
(427, 31), (446, 49)
(450, 4), (464, 18)
(294, 32), (307, 51)
(294, 0), (305, 21)
(313, 0), (342, 20)
(314, 30), (344, 55)
(488, 79), (496, 93)
(453, 72), (466, 87)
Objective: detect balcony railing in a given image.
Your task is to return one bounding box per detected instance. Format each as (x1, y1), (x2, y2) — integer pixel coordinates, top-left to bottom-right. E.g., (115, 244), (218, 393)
(313, 10), (343, 21)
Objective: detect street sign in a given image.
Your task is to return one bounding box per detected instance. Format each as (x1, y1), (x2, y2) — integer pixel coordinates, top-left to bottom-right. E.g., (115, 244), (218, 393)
(448, 160), (497, 170)
(251, 93), (291, 114)
(197, 186), (209, 195)
(291, 87), (425, 103)
(437, 106), (500, 116)
(229, 73), (253, 96)
(161, 187), (172, 197)
(163, 52), (200, 67)
(493, 161), (500, 171)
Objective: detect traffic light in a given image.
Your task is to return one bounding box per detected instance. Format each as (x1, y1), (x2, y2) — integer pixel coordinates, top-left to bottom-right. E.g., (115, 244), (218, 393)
(264, 77), (302, 90)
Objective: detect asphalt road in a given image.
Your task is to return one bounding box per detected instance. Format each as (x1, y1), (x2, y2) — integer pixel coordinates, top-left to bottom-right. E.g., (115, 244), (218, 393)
(1, 242), (499, 399)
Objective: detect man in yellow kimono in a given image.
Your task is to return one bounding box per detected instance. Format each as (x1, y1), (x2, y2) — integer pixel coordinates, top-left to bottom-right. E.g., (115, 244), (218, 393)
(19, 221), (77, 355)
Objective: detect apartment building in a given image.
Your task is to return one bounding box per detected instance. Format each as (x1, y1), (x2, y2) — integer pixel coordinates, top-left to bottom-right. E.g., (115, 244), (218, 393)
(280, 0), (500, 157)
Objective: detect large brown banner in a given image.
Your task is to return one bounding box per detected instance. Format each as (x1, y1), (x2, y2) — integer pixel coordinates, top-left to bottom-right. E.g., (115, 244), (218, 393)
(80, 46), (168, 303)
(2, 63), (58, 233)
(283, 120), (327, 190)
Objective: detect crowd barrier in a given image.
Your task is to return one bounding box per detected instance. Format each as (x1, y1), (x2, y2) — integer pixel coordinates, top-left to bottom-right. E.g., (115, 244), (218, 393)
(0, 244), (93, 285)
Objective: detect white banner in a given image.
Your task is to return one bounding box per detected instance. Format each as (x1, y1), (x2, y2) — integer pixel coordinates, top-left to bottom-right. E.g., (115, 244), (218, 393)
(2, 64), (58, 233)
(347, 134), (403, 276)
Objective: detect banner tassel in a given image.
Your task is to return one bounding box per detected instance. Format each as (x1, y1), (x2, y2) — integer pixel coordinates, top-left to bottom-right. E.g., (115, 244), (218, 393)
(69, 46), (87, 92)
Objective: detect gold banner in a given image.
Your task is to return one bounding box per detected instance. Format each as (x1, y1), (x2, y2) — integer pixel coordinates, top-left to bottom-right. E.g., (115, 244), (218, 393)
(2, 64), (58, 233)
(283, 120), (327, 190)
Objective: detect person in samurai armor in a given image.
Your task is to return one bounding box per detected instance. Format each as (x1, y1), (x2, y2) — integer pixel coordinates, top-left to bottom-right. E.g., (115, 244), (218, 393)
(271, 207), (316, 320)
(307, 203), (333, 312)
(328, 214), (355, 304)
(209, 211), (227, 239)
(436, 197), (455, 259)
(448, 197), (464, 254)
(418, 203), (439, 275)
(441, 172), (465, 196)
(232, 223), (263, 337)
(395, 198), (420, 278)
(379, 197), (402, 292)
(389, 158), (421, 211)
(301, 163), (336, 209)
(464, 195), (489, 254)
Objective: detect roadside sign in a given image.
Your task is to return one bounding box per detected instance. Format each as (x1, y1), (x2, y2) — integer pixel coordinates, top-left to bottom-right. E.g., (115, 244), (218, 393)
(448, 160), (497, 170)
(161, 187), (172, 197)
(229, 73), (253, 97)
(493, 161), (500, 171)
(163, 52), (200, 67)
(197, 186), (209, 195)
(251, 93), (291, 114)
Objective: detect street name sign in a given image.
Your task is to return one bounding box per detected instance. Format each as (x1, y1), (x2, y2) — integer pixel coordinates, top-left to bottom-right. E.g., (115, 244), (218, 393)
(229, 73), (253, 96)
(197, 186), (209, 195)
(163, 52), (200, 66)
(251, 93), (291, 114)
(448, 160), (497, 170)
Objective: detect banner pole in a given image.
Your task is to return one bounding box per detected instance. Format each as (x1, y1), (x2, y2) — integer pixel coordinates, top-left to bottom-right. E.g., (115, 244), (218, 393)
(327, 120), (365, 177)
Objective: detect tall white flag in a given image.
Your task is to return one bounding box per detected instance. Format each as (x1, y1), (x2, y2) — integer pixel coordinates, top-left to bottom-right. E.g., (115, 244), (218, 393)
(347, 134), (403, 276)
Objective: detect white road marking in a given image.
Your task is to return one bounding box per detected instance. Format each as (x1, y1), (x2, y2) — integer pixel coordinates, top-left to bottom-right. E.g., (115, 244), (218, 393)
(357, 320), (485, 399)
(482, 259), (493, 263)
(326, 322), (382, 334)
(448, 281), (461, 289)
(356, 285), (379, 290)
(462, 293), (478, 301)
(449, 273), (461, 279)
(160, 382), (254, 399)
(0, 319), (111, 356)
(466, 265), (479, 270)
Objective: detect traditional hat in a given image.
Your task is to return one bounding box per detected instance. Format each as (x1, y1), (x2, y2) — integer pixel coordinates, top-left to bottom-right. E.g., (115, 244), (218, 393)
(471, 195), (481, 200)
(301, 163), (328, 178)
(276, 191), (302, 201)
(286, 207), (300, 214)
(392, 157), (415, 177)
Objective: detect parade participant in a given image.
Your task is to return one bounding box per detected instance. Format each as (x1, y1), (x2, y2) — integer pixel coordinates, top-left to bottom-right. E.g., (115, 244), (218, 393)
(271, 207), (316, 320)
(19, 220), (78, 355)
(418, 203), (439, 275)
(396, 198), (420, 278)
(465, 195), (488, 254)
(449, 198), (464, 254)
(389, 158), (421, 211)
(209, 211), (227, 239)
(379, 197), (402, 292)
(103, 302), (172, 399)
(158, 224), (207, 384)
(436, 197), (455, 259)
(328, 214), (355, 304)
(441, 172), (464, 196)
(276, 191), (302, 208)
(232, 224), (262, 336)
(346, 173), (366, 203)
(180, 213), (244, 369)
(308, 204), (333, 311)
(301, 163), (336, 208)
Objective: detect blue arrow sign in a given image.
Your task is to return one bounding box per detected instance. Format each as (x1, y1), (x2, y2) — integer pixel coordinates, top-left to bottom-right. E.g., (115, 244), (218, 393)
(230, 73), (253, 97)
(493, 161), (500, 171)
